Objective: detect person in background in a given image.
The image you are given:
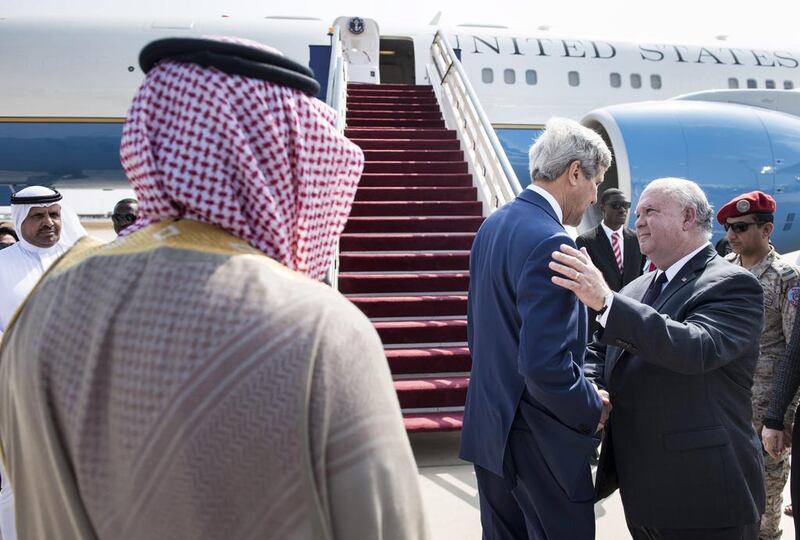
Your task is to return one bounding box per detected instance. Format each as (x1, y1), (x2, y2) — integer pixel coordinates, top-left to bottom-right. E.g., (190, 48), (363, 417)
(0, 226), (18, 250)
(0, 185), (88, 540)
(715, 237), (733, 257)
(576, 188), (644, 338)
(461, 117), (612, 539)
(0, 186), (87, 332)
(111, 198), (139, 235)
(763, 303), (800, 533)
(553, 178), (765, 539)
(719, 191), (799, 540)
(0, 36), (428, 540)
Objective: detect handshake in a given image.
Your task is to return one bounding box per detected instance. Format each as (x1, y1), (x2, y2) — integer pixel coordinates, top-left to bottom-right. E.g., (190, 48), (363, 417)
(595, 386), (612, 433)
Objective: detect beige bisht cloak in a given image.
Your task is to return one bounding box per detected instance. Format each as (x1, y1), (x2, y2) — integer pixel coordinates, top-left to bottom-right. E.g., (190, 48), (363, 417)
(0, 220), (428, 540)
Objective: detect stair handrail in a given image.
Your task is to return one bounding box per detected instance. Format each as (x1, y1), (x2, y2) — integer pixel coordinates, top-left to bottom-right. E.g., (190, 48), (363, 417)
(325, 25), (348, 288)
(428, 31), (523, 215)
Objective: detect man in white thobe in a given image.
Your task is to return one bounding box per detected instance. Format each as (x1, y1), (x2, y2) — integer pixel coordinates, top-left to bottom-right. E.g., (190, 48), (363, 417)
(0, 185), (86, 540)
(0, 186), (86, 332)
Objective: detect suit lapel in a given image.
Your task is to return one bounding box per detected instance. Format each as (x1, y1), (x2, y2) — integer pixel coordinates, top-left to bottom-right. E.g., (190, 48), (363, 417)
(653, 246), (716, 312)
(621, 228), (639, 281)
(605, 245), (716, 382)
(596, 225), (620, 273)
(605, 275), (652, 381)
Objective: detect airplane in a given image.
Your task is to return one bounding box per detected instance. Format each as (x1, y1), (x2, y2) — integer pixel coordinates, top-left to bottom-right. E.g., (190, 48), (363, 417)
(1, 14), (799, 250)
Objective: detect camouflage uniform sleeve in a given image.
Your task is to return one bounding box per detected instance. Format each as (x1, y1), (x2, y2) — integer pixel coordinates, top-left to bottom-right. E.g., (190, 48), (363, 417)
(765, 266), (800, 429)
(780, 266), (799, 342)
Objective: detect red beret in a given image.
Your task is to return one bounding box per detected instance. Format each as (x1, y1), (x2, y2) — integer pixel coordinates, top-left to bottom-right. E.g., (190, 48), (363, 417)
(716, 191), (776, 224)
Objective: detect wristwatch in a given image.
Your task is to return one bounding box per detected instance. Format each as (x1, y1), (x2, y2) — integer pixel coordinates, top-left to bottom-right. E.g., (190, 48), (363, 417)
(597, 292), (614, 316)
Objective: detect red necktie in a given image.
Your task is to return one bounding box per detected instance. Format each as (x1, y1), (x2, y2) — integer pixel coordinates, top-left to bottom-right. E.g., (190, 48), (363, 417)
(611, 231), (623, 273)
(647, 261), (657, 272)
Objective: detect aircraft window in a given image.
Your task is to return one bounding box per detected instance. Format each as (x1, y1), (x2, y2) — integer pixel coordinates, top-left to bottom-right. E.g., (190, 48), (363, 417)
(728, 78), (739, 89)
(568, 71), (580, 87)
(650, 74), (662, 89)
(765, 79), (776, 89)
(785, 81), (795, 89)
(747, 79), (757, 88)
(482, 68), (494, 84)
(526, 70), (538, 85)
(630, 73), (642, 89)
(504, 69), (516, 84)
(610, 73), (621, 88)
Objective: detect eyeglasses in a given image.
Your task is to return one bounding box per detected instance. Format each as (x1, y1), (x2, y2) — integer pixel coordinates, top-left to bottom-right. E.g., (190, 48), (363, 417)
(723, 221), (759, 233)
(111, 213), (136, 224)
(606, 201), (631, 210)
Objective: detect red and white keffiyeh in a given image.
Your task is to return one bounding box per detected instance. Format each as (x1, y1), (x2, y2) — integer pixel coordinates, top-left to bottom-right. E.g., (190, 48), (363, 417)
(119, 38), (364, 280)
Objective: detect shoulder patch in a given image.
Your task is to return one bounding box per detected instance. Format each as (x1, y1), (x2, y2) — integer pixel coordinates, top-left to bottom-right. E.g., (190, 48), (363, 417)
(789, 286), (800, 306)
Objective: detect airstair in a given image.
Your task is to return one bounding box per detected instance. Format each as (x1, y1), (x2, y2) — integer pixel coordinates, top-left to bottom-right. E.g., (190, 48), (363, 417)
(327, 28), (521, 432)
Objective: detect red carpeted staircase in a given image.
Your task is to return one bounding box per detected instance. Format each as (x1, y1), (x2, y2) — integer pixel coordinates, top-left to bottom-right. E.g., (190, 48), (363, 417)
(343, 83), (481, 433)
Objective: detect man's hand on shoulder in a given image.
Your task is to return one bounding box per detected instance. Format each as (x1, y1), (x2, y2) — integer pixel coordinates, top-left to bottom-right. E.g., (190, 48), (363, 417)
(549, 244), (612, 311)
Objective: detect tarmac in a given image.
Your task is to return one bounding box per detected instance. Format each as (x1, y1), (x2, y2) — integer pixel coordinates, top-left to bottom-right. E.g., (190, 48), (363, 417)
(411, 432), (795, 539)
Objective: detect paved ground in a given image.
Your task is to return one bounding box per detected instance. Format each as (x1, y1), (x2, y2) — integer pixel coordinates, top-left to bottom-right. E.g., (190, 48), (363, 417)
(411, 432), (795, 539)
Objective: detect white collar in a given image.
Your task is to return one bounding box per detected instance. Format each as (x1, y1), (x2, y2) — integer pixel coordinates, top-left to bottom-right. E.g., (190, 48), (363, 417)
(527, 184), (563, 224)
(659, 242), (711, 284)
(601, 221), (623, 237)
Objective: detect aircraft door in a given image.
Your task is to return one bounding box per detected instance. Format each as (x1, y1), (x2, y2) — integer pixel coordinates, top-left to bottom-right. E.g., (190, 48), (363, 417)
(333, 16), (380, 85)
(379, 37), (416, 85)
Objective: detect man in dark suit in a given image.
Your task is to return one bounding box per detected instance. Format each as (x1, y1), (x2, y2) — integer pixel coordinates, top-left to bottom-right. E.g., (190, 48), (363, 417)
(460, 118), (612, 539)
(550, 178), (765, 539)
(576, 188), (644, 338)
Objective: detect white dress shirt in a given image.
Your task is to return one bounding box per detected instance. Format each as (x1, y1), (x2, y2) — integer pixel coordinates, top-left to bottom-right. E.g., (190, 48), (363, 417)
(598, 242), (711, 327)
(527, 184), (563, 224)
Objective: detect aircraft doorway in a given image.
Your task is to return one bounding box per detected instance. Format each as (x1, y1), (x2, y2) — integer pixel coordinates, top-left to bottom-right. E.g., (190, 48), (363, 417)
(379, 37), (415, 85)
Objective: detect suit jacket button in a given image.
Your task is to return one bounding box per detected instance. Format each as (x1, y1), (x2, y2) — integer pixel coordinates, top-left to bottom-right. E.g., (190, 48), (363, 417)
(578, 423), (591, 434)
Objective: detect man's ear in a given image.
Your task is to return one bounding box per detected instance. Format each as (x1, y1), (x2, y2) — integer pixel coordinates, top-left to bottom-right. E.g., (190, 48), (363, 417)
(763, 222), (774, 238)
(567, 160), (581, 186)
(682, 206), (697, 230)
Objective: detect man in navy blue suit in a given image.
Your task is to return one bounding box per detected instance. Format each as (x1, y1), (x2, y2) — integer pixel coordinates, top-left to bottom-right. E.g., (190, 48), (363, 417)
(460, 118), (613, 539)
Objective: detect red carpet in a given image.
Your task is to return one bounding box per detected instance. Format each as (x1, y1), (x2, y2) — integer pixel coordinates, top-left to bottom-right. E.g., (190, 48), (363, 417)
(343, 83), (481, 432)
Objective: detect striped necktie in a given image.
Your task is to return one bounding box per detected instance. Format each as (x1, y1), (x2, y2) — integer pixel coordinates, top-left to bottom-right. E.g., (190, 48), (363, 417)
(611, 231), (623, 273)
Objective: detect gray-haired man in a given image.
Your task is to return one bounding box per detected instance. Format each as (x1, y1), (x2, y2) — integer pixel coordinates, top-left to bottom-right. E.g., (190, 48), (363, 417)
(551, 178), (766, 539)
(461, 117), (612, 539)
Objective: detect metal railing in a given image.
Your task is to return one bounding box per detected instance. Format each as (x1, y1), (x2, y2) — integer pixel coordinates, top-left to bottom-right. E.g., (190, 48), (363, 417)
(428, 30), (522, 215)
(325, 26), (348, 288)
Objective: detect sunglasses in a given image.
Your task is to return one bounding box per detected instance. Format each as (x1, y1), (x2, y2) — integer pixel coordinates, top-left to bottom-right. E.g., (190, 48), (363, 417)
(723, 222), (760, 233)
(606, 201), (631, 210)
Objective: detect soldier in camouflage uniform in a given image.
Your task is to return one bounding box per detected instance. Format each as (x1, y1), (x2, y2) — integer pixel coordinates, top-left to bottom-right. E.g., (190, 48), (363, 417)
(718, 191), (800, 540)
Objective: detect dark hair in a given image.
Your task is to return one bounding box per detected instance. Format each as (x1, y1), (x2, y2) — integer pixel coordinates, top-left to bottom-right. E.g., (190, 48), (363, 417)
(116, 198), (138, 206)
(0, 226), (19, 241)
(600, 188), (625, 205)
(753, 213), (774, 224)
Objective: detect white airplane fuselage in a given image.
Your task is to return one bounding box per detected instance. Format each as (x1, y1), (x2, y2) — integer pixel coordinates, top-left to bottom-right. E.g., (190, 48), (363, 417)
(2, 15), (800, 250)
